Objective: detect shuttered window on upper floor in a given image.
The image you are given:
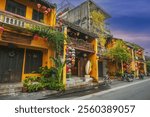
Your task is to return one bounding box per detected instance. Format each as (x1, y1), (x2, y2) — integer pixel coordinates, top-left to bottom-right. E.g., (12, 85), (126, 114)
(5, 0), (26, 17)
(32, 9), (44, 22)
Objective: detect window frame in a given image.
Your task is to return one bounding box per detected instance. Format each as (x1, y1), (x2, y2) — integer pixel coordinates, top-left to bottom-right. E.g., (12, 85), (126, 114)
(5, 0), (26, 17)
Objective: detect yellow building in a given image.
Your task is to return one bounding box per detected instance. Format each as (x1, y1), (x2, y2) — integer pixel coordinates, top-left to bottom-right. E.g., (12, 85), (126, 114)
(0, 0), (56, 83)
(105, 38), (147, 79)
(62, 20), (99, 87)
(125, 42), (147, 77)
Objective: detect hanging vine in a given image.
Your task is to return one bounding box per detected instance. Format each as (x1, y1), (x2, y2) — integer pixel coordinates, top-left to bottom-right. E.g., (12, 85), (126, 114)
(30, 26), (65, 54)
(91, 10), (107, 47)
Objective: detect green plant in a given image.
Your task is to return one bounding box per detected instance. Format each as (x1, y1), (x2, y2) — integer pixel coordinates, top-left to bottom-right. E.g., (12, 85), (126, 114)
(146, 61), (150, 73)
(50, 57), (66, 83)
(115, 71), (123, 77)
(30, 26), (65, 54)
(23, 76), (44, 92)
(38, 66), (57, 78)
(105, 41), (132, 62)
(27, 83), (44, 92)
(46, 78), (65, 91)
(91, 10), (108, 47)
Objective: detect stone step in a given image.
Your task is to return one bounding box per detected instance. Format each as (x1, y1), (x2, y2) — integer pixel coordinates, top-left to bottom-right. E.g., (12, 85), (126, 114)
(0, 83), (23, 96)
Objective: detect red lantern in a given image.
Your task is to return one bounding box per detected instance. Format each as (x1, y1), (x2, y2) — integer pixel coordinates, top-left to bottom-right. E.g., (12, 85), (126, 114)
(42, 6), (47, 10)
(37, 3), (41, 9)
(44, 10), (48, 14)
(59, 12), (63, 15)
(0, 26), (4, 33)
(47, 8), (51, 12)
(34, 34), (39, 40)
(59, 22), (63, 26)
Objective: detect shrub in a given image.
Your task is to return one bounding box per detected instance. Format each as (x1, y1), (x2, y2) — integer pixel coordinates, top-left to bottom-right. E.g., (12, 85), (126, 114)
(23, 76), (44, 92)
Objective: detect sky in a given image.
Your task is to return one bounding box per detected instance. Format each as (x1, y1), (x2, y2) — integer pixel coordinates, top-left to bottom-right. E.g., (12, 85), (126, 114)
(50, 0), (150, 55)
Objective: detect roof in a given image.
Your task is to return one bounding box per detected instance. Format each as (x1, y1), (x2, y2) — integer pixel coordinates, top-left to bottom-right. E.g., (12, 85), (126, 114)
(64, 0), (111, 19)
(33, 0), (56, 8)
(63, 20), (98, 38)
(88, 0), (111, 19)
(125, 41), (144, 50)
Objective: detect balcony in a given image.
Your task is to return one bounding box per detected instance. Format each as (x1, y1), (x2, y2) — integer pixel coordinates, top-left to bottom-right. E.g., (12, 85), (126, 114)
(0, 10), (50, 29)
(69, 38), (95, 53)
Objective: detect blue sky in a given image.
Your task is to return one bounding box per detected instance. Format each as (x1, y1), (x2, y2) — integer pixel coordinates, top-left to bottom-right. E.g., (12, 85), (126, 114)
(50, 0), (150, 54)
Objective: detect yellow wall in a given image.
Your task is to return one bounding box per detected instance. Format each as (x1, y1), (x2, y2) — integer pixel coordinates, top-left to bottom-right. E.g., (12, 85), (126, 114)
(62, 27), (67, 87)
(0, 0), (56, 26)
(0, 0), (6, 10)
(89, 39), (98, 82)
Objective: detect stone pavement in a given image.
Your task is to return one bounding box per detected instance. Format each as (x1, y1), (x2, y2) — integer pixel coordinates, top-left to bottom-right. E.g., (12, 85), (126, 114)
(0, 77), (148, 100)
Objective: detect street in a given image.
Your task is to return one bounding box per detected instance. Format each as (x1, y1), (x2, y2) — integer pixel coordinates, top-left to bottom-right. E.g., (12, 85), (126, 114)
(45, 78), (150, 100)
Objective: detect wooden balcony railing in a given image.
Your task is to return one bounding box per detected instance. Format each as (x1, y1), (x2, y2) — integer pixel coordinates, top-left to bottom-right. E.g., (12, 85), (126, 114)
(69, 38), (94, 53)
(0, 10), (50, 29)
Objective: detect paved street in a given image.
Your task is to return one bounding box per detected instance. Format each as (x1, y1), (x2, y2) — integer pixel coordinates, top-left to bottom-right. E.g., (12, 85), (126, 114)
(45, 78), (150, 100)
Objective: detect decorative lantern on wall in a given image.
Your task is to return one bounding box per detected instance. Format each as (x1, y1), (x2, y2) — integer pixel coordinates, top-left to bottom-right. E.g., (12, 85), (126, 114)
(44, 10), (48, 14)
(42, 6), (47, 11)
(66, 46), (76, 78)
(37, 3), (41, 9)
(47, 8), (51, 13)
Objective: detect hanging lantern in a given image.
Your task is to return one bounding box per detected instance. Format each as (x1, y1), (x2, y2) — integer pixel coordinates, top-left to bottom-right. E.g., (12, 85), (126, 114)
(59, 18), (63, 23)
(83, 53), (87, 57)
(47, 8), (51, 12)
(42, 6), (47, 10)
(85, 36), (88, 39)
(77, 32), (80, 36)
(37, 3), (41, 9)
(59, 22), (63, 26)
(44, 10), (48, 14)
(0, 26), (4, 33)
(59, 12), (63, 15)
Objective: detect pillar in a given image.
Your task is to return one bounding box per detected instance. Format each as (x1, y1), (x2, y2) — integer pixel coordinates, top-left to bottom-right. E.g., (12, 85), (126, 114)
(89, 39), (98, 82)
(0, 0), (6, 10)
(63, 26), (67, 87)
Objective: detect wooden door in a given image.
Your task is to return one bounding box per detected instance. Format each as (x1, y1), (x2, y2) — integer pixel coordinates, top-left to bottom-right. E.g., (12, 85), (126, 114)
(98, 62), (103, 78)
(78, 57), (87, 77)
(0, 46), (24, 83)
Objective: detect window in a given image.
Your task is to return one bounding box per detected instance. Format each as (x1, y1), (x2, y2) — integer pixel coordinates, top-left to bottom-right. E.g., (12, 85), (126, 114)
(5, 0), (26, 17)
(25, 49), (43, 74)
(32, 10), (44, 22)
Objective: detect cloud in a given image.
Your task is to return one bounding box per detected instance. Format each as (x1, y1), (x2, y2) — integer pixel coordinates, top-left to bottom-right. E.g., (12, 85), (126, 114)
(112, 29), (150, 51)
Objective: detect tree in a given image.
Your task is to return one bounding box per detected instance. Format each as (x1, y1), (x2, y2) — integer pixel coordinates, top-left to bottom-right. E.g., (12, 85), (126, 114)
(104, 40), (132, 72)
(107, 41), (131, 62)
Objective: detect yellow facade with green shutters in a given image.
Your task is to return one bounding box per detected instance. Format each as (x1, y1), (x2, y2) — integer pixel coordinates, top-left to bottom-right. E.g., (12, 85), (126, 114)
(106, 38), (147, 78)
(0, 0), (56, 83)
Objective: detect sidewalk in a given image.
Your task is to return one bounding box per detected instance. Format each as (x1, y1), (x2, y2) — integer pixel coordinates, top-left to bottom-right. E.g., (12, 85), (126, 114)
(0, 77), (149, 100)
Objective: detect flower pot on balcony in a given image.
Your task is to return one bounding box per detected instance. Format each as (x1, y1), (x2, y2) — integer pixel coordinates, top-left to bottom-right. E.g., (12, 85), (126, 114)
(33, 34), (39, 40)
(0, 26), (4, 36)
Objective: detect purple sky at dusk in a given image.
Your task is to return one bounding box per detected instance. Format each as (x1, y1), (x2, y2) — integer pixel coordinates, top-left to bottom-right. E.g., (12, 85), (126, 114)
(50, 0), (150, 55)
